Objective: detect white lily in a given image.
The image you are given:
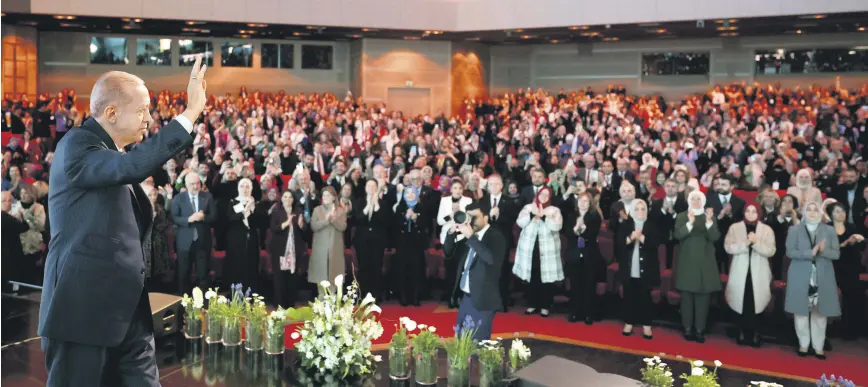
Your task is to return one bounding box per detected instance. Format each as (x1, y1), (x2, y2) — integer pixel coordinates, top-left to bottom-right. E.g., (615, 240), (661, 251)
(334, 274), (344, 288)
(368, 305), (382, 314)
(360, 292), (376, 307)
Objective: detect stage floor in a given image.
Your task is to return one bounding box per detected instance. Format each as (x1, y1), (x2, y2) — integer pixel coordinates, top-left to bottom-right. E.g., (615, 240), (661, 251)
(1, 294), (822, 387)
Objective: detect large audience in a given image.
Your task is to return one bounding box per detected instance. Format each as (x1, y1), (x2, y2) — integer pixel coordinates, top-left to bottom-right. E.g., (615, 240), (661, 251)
(2, 82), (867, 359)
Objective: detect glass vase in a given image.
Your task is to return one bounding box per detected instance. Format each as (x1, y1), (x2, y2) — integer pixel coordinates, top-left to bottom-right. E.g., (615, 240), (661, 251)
(446, 355), (470, 387)
(244, 319), (265, 351)
(414, 349), (439, 385)
(505, 359), (526, 382)
(184, 311), (203, 339)
(222, 315), (243, 346)
(388, 343), (411, 380)
(479, 364), (504, 387)
(265, 325), (285, 355)
(205, 311), (222, 344)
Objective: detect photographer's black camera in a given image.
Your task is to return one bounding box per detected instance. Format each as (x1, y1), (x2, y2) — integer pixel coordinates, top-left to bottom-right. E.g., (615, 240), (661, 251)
(453, 211), (475, 225)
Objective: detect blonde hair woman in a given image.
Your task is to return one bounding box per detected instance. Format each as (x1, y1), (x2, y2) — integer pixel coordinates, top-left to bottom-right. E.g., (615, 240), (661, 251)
(309, 186), (348, 296)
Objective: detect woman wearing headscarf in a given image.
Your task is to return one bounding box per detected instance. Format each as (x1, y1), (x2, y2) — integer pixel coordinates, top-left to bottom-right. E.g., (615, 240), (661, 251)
(225, 178), (265, 289)
(786, 169), (823, 211)
(393, 186), (429, 306)
(354, 180), (392, 300)
(673, 190), (721, 343)
(827, 202), (865, 341)
(269, 191), (307, 307)
(785, 201), (840, 359)
(514, 186), (564, 318)
(563, 192), (604, 324)
(616, 199), (659, 339)
(309, 186), (348, 296)
(724, 204), (776, 347)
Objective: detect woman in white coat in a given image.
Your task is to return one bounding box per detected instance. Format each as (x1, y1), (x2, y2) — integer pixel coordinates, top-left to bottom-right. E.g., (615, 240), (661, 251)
(724, 204), (776, 347)
(437, 179), (473, 244)
(513, 186), (564, 317)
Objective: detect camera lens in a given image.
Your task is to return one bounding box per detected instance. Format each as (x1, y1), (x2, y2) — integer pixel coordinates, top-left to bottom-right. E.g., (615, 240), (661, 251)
(453, 211), (467, 224)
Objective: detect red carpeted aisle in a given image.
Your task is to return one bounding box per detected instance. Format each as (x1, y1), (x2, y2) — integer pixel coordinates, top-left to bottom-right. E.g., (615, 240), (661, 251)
(284, 302), (868, 383)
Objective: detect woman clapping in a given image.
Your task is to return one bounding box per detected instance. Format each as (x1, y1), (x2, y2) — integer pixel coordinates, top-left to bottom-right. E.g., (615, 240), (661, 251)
(616, 199), (659, 339)
(354, 180), (392, 300)
(724, 204), (776, 347)
(514, 187), (564, 318)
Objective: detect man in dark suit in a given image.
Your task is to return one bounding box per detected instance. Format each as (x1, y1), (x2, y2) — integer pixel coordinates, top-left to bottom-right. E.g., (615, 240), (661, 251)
(171, 173), (217, 294)
(831, 167), (865, 225)
(291, 169), (319, 244)
(480, 174), (518, 312)
(520, 167), (547, 206)
(705, 174), (745, 273)
(651, 179), (688, 268)
(444, 201), (507, 341)
(39, 58), (207, 386)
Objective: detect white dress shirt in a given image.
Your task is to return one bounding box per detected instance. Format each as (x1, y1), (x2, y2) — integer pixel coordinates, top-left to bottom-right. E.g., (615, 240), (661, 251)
(460, 224), (490, 294)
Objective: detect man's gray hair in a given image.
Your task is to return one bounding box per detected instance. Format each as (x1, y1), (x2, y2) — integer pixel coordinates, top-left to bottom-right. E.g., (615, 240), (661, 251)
(89, 71), (144, 118)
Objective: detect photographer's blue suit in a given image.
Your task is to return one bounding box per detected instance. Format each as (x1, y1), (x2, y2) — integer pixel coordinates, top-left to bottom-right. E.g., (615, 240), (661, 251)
(40, 117), (192, 386)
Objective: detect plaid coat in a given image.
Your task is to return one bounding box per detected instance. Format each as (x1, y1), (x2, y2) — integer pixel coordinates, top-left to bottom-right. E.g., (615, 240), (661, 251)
(513, 204), (564, 283)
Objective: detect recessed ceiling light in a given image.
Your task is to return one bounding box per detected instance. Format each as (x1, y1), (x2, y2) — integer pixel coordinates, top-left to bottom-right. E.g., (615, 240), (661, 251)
(134, 18), (142, 22)
(514, 29), (524, 33)
(239, 34), (249, 39)
(716, 26), (738, 31)
(858, 27), (866, 31)
(796, 29), (803, 34)
(603, 37), (619, 41)
(655, 29), (667, 33)
(720, 32), (738, 37)
(122, 17), (130, 22)
(467, 37), (480, 41)
(520, 35), (532, 39)
(186, 21), (202, 25)
(404, 36), (421, 40)
(247, 23), (267, 27)
(54, 15), (76, 20)
(293, 32), (301, 36)
(569, 26), (589, 30)
(350, 34), (361, 38)
(550, 39), (559, 44)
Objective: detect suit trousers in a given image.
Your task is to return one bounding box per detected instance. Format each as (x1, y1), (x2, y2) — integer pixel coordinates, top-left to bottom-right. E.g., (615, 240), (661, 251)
(622, 278), (653, 326)
(43, 289), (159, 387)
(681, 291), (711, 333)
(794, 309), (827, 352)
(567, 257), (597, 319)
(355, 239), (385, 299)
(456, 293), (496, 342)
(177, 238), (209, 295)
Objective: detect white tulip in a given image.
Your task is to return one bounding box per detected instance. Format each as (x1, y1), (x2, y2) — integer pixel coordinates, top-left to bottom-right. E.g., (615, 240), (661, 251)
(291, 332), (300, 339)
(403, 319), (417, 332)
(693, 360), (703, 367)
(374, 355), (382, 362)
(691, 367), (704, 376)
(714, 360), (722, 367)
(205, 290), (217, 300)
(320, 280), (331, 289)
(427, 326), (436, 333)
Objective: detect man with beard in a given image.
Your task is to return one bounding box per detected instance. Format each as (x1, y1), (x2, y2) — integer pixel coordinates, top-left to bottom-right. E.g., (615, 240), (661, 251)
(832, 167), (865, 224)
(302, 153), (324, 190)
(705, 175), (745, 273)
(520, 167), (548, 206)
(651, 179), (688, 269)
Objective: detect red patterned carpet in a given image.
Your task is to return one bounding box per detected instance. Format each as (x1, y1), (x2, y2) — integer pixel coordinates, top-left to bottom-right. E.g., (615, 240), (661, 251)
(283, 302), (868, 384)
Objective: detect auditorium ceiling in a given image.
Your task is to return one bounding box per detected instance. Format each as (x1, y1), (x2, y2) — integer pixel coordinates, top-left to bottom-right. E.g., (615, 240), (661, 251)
(2, 12), (866, 44)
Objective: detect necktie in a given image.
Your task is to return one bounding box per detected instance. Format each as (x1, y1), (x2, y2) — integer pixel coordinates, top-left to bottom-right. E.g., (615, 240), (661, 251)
(460, 246), (475, 293)
(493, 197), (499, 208)
(191, 194), (199, 241)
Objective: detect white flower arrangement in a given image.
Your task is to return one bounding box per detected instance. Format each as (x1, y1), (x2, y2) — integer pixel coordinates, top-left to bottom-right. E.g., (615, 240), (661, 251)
(181, 287), (205, 320)
(681, 359), (721, 387)
(294, 275), (384, 380)
(640, 356), (673, 387)
(750, 382), (784, 387)
(508, 339), (531, 368)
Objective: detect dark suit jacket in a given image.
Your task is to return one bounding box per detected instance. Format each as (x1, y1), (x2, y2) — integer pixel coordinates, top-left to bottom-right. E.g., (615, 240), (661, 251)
(171, 190), (217, 252)
(520, 185), (544, 206)
(615, 219), (661, 287)
(705, 192), (746, 234)
(39, 118), (192, 347)
(480, 193), (518, 245)
(831, 185), (866, 224)
(650, 194), (688, 242)
(443, 226), (507, 312)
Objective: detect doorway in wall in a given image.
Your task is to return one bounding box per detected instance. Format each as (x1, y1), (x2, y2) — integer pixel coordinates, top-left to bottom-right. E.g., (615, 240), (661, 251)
(386, 87), (431, 117)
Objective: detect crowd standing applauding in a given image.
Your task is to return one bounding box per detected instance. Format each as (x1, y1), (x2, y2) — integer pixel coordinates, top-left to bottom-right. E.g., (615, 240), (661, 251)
(3, 82), (868, 358)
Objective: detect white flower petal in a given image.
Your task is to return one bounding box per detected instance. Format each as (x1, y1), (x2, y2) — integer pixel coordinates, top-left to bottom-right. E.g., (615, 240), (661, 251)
(291, 332), (300, 340)
(691, 367), (704, 376)
(693, 360), (704, 367)
(334, 274), (344, 287)
(714, 360), (722, 367)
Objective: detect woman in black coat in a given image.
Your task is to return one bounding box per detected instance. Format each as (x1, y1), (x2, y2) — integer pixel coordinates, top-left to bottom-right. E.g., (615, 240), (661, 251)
(353, 180), (392, 300)
(225, 178), (266, 290)
(268, 191), (308, 307)
(828, 202), (867, 340)
(563, 192), (604, 325)
(393, 186), (429, 306)
(616, 199), (660, 339)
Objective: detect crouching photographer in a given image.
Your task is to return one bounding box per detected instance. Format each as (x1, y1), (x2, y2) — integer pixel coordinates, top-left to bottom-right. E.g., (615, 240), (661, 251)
(443, 201), (507, 341)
